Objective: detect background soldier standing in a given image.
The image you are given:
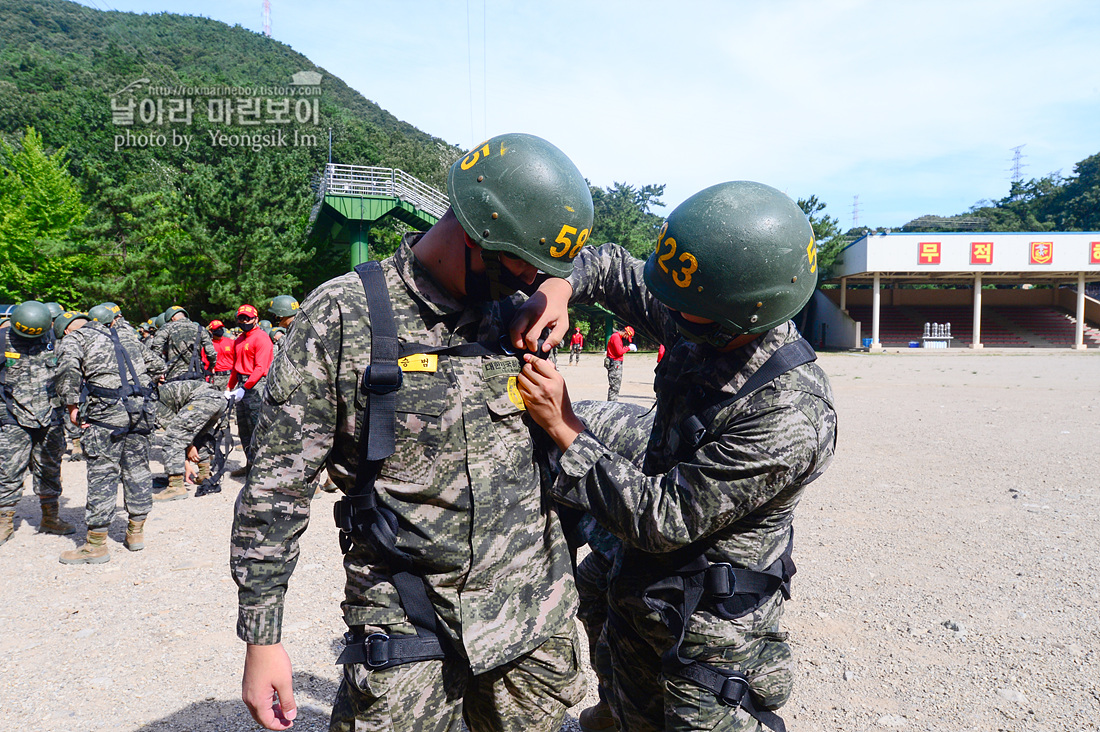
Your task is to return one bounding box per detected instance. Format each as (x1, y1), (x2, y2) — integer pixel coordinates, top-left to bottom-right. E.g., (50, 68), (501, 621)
(569, 326), (585, 364)
(207, 319), (236, 391)
(56, 304), (166, 564)
(516, 181), (838, 732)
(603, 325), (634, 401)
(231, 133), (592, 732)
(0, 301), (74, 545)
(226, 304), (272, 477)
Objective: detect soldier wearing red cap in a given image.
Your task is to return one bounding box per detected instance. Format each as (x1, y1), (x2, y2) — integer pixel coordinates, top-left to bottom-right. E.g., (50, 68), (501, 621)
(569, 326), (585, 365)
(604, 325), (635, 401)
(207, 319), (236, 392)
(226, 304), (272, 476)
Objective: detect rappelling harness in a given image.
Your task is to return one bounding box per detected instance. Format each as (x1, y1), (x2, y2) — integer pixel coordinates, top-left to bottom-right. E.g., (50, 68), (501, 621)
(163, 321), (209, 383)
(83, 327), (158, 441)
(635, 336), (821, 732)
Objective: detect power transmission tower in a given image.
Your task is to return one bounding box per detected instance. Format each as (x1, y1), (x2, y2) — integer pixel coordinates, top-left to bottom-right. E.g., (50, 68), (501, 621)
(1009, 144), (1027, 184)
(262, 0), (271, 37)
(851, 194), (861, 230)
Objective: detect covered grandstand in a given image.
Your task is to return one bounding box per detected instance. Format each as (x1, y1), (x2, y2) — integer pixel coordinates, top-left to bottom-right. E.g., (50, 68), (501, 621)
(811, 232), (1100, 350)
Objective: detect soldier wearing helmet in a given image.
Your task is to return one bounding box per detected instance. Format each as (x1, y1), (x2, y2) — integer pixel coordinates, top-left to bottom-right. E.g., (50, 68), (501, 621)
(603, 324), (637, 402)
(0, 301), (75, 546)
(515, 181), (837, 732)
(232, 133), (592, 732)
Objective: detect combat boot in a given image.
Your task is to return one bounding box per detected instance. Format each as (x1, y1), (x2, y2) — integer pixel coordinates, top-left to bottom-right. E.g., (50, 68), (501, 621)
(196, 461), (211, 483)
(154, 474), (188, 502)
(229, 464), (250, 478)
(578, 700), (616, 731)
(124, 519), (145, 551)
(59, 530), (110, 565)
(67, 437), (84, 462)
(38, 499), (76, 535)
(0, 510), (14, 546)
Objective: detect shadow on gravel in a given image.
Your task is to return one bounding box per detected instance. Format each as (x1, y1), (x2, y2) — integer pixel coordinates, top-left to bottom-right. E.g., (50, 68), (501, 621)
(133, 671), (338, 732)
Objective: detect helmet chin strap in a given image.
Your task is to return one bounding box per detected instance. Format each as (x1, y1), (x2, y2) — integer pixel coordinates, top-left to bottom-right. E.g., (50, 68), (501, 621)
(463, 243), (529, 303)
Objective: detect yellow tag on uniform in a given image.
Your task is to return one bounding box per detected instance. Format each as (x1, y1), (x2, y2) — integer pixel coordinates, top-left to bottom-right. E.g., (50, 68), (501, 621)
(507, 376), (526, 410)
(398, 354), (438, 372)
(5, 352), (19, 359)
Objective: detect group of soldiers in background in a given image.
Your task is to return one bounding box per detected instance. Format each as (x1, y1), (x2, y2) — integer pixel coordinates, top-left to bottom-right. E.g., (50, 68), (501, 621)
(0, 295), (298, 562)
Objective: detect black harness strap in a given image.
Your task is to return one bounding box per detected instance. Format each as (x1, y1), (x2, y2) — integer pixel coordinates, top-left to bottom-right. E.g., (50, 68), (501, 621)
(333, 261), (448, 670)
(85, 328), (155, 441)
(195, 394), (234, 497)
(0, 330), (17, 426)
(164, 322), (208, 383)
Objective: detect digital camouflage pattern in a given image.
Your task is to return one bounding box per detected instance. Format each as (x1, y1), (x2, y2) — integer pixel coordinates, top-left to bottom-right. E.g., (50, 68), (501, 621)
(56, 322), (166, 531)
(0, 331), (64, 508)
(231, 236), (578, 683)
(602, 356), (623, 402)
(149, 317), (216, 381)
(560, 242), (837, 731)
(156, 380), (226, 475)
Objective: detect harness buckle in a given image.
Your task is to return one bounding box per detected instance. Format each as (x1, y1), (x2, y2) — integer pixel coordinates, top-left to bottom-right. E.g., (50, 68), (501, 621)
(363, 363), (403, 395)
(364, 633), (391, 668)
(707, 563), (735, 598)
(718, 673), (750, 707)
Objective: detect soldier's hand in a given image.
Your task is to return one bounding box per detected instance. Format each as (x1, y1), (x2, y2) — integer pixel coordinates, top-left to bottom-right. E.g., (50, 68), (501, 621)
(510, 278), (573, 355)
(242, 642), (297, 730)
(518, 354), (584, 451)
(67, 405), (79, 426)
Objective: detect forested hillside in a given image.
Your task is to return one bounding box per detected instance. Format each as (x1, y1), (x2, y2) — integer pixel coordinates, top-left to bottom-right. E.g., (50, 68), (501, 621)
(0, 0), (462, 320)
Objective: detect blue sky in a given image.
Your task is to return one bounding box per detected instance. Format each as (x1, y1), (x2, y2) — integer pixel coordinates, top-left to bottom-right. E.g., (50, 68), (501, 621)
(77, 0), (1100, 229)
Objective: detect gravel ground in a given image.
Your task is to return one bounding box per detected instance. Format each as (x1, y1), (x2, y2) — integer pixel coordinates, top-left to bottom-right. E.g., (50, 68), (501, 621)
(1, 349), (1097, 731)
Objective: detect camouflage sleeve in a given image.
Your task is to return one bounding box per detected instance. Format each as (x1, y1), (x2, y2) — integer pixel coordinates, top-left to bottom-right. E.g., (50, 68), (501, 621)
(230, 305), (338, 645)
(140, 340), (167, 378)
(201, 328), (217, 369)
(568, 242), (680, 346)
(553, 399), (822, 553)
(55, 336), (84, 405)
(148, 326), (169, 360)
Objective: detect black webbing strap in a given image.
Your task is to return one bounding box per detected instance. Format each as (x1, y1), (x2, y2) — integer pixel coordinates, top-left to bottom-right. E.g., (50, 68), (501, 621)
(165, 322), (208, 383)
(195, 394), (234, 497)
(642, 531), (795, 732)
(673, 662), (787, 732)
(0, 330), (17, 426)
(679, 338), (817, 454)
(101, 328), (153, 439)
(332, 260), (449, 671)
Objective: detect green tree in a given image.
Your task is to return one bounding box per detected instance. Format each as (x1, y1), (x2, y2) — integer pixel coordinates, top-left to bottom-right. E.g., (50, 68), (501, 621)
(589, 182), (666, 259)
(0, 126), (96, 304)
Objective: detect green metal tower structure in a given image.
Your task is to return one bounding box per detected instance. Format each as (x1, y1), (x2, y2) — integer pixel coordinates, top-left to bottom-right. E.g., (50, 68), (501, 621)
(307, 164), (449, 268)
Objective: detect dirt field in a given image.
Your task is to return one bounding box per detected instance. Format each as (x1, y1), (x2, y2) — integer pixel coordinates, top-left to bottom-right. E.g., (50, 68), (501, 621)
(1, 348), (1097, 731)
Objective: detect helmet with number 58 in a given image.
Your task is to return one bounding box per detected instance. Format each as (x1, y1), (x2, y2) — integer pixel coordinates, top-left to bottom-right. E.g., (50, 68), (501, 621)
(643, 181), (817, 337)
(447, 133), (593, 278)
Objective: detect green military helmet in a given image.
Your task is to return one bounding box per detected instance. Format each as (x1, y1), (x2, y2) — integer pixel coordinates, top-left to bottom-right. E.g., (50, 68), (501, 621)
(258, 319), (273, 334)
(268, 295), (299, 318)
(9, 301), (53, 339)
(54, 310), (89, 340)
(98, 301), (121, 315)
(45, 302), (64, 321)
(446, 132), (594, 278)
(88, 304), (117, 324)
(154, 313), (166, 329)
(164, 305), (188, 321)
(643, 181), (817, 335)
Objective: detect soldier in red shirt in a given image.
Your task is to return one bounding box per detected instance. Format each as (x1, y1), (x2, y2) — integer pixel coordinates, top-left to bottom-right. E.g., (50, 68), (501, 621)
(604, 325), (635, 401)
(226, 304), (273, 477)
(569, 326), (585, 365)
(207, 319), (236, 391)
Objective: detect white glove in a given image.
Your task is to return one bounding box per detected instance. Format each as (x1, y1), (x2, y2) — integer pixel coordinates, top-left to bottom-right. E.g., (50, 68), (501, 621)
(230, 387), (246, 402)
(628, 343), (638, 352)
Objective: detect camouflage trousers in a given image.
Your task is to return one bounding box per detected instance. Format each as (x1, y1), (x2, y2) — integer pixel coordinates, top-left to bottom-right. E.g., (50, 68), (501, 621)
(235, 377), (265, 464)
(210, 372), (232, 392)
(603, 357), (623, 402)
(81, 423), (153, 530)
(330, 625), (585, 732)
(156, 382), (226, 475)
(569, 400), (794, 732)
(569, 345), (582, 364)
(0, 421), (64, 508)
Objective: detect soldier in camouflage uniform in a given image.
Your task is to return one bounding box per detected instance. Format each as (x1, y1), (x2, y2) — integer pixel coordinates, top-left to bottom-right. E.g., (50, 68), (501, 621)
(232, 133), (593, 732)
(516, 182), (838, 732)
(0, 302), (75, 545)
(56, 304), (166, 563)
(149, 306), (218, 500)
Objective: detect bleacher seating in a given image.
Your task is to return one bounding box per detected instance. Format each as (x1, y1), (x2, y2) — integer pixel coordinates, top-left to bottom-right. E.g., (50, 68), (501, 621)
(844, 305), (1100, 348)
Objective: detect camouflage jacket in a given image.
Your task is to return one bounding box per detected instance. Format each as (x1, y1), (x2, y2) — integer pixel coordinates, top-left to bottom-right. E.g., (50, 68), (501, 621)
(56, 322), (167, 428)
(150, 318), (216, 381)
(230, 235), (577, 674)
(1, 330), (61, 429)
(559, 243), (837, 588)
